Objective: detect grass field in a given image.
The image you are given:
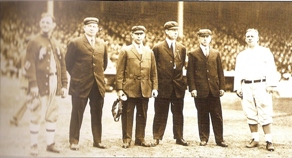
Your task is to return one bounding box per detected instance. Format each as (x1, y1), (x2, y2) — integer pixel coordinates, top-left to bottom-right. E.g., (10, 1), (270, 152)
(0, 76), (291, 157)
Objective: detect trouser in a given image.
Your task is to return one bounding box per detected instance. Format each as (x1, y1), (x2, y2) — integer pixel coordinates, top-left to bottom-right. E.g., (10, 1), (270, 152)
(194, 93), (224, 144)
(69, 81), (104, 144)
(153, 96), (184, 140)
(30, 74), (58, 146)
(121, 98), (149, 143)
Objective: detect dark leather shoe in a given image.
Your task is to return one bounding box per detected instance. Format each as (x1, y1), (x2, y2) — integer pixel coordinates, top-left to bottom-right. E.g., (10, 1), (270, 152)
(246, 139), (259, 148)
(122, 142), (130, 149)
(152, 139), (159, 147)
(217, 141), (228, 147)
(93, 143), (107, 149)
(135, 141), (152, 147)
(199, 141), (207, 146)
(176, 139), (190, 146)
(266, 141), (275, 151)
(46, 143), (60, 153)
(70, 143), (79, 150)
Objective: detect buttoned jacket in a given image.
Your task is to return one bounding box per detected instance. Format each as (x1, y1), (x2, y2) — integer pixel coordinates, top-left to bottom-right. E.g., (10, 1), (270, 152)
(115, 44), (158, 98)
(187, 47), (225, 98)
(65, 35), (108, 98)
(25, 34), (68, 96)
(152, 40), (187, 98)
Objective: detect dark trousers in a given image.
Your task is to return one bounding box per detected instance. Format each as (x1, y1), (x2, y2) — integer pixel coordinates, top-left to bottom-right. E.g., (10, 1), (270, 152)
(69, 81), (104, 144)
(153, 95), (184, 140)
(194, 93), (224, 143)
(121, 98), (149, 143)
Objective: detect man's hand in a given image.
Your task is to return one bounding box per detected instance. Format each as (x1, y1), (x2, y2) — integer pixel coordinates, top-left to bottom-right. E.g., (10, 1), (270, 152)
(235, 90), (243, 99)
(191, 90), (197, 98)
(152, 89), (158, 98)
(219, 90), (225, 97)
(117, 90), (127, 101)
(61, 88), (67, 98)
(30, 87), (39, 97)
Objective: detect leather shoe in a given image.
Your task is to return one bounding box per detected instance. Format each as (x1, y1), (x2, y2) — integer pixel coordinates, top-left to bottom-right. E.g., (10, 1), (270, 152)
(199, 141), (207, 146)
(93, 143), (107, 149)
(46, 143), (60, 153)
(122, 142), (130, 148)
(152, 139), (159, 146)
(70, 143), (79, 150)
(30, 144), (38, 156)
(246, 139), (259, 148)
(135, 141), (152, 147)
(217, 141), (228, 147)
(266, 141), (275, 151)
(176, 139), (190, 146)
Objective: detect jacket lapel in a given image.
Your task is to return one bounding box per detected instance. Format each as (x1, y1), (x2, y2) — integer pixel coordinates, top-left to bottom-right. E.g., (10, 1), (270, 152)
(130, 45), (142, 60)
(82, 35), (94, 52)
(163, 41), (174, 58)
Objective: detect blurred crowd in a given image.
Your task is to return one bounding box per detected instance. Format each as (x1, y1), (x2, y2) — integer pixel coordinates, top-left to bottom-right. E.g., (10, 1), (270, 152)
(1, 10), (292, 79)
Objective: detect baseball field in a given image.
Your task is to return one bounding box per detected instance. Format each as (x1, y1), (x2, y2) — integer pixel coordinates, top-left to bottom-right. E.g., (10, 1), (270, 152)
(0, 75), (291, 157)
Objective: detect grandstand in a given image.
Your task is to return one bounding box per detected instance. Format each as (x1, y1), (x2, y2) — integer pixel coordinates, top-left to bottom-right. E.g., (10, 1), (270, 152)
(1, 1), (291, 92)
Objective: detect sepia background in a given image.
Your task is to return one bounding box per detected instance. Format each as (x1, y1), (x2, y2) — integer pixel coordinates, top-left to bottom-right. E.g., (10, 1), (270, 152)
(0, 1), (291, 157)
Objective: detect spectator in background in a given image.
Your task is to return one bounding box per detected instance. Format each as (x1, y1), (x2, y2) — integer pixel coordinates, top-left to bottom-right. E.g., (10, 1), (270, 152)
(66, 17), (108, 150)
(24, 12), (68, 156)
(234, 28), (278, 151)
(187, 29), (228, 148)
(115, 26), (158, 148)
(151, 21), (189, 147)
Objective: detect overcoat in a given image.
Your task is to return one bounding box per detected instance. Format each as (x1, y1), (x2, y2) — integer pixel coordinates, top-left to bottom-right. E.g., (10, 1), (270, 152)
(152, 41), (187, 98)
(65, 35), (108, 98)
(187, 47), (225, 98)
(115, 44), (158, 98)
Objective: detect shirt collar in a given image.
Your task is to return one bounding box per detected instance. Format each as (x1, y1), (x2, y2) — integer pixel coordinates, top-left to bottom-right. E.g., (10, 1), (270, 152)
(85, 34), (95, 43)
(166, 38), (175, 48)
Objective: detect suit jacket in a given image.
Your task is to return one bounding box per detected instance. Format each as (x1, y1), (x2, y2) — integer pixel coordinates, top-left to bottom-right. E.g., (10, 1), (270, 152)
(65, 35), (108, 98)
(152, 40), (187, 98)
(187, 47), (225, 98)
(115, 44), (158, 98)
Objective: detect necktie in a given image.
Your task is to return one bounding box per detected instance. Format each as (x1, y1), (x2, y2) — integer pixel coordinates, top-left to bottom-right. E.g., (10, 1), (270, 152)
(170, 42), (174, 54)
(91, 39), (95, 47)
(205, 47), (209, 57)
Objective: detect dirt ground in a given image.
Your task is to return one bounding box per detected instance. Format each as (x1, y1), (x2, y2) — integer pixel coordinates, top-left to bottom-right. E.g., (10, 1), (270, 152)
(0, 75), (292, 157)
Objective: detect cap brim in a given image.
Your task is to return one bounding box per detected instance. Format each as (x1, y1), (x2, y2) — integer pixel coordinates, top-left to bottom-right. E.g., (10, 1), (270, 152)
(133, 30), (144, 33)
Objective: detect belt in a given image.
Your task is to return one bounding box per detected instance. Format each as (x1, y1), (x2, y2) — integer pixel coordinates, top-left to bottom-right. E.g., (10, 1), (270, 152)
(49, 72), (57, 76)
(244, 79), (266, 84)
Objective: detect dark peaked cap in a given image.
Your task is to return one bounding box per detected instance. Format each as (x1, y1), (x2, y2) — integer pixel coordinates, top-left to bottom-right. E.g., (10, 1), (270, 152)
(83, 17), (99, 25)
(197, 29), (212, 36)
(131, 26), (146, 33)
(164, 21), (178, 30)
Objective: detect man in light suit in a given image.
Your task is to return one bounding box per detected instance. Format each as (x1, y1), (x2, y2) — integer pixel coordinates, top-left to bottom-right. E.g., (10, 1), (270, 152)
(115, 26), (158, 148)
(187, 29), (228, 147)
(152, 21), (189, 146)
(65, 17), (108, 150)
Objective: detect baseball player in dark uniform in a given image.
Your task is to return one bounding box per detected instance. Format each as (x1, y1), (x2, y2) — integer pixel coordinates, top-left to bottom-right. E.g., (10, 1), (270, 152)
(24, 12), (68, 156)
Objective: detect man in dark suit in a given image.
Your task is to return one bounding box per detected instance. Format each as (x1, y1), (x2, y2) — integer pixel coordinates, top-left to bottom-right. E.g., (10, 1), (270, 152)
(187, 29), (228, 147)
(115, 26), (158, 148)
(65, 17), (108, 150)
(152, 21), (189, 146)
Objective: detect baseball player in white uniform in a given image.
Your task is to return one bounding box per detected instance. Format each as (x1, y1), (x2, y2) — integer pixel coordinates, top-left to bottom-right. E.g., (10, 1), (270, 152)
(234, 28), (278, 151)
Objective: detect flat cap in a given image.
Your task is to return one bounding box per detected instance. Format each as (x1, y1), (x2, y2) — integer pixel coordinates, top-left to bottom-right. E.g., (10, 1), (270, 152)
(164, 21), (178, 30)
(131, 26), (146, 33)
(197, 29), (212, 36)
(83, 17), (99, 25)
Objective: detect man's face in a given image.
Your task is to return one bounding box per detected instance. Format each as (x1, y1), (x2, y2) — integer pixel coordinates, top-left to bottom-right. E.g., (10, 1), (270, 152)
(83, 23), (99, 37)
(131, 31), (145, 45)
(39, 16), (56, 34)
(198, 35), (212, 46)
(165, 29), (178, 40)
(245, 31), (259, 47)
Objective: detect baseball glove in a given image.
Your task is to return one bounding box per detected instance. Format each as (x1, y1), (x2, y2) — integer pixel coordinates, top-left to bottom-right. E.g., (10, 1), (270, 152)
(111, 98), (123, 122)
(25, 95), (41, 111)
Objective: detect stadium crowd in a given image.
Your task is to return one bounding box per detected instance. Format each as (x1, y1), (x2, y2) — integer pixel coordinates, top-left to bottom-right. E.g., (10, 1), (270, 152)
(1, 6), (292, 80)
